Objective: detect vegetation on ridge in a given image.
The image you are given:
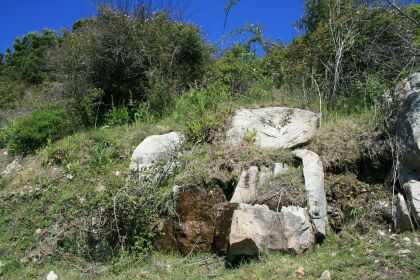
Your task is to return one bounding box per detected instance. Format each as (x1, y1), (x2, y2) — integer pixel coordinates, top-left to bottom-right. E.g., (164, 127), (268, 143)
(0, 0), (419, 278)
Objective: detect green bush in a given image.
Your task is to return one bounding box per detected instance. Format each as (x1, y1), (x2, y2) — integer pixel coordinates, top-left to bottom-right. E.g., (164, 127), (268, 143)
(0, 122), (13, 148)
(0, 77), (27, 109)
(134, 102), (157, 124)
(104, 107), (130, 126)
(170, 85), (231, 143)
(5, 107), (79, 154)
(49, 5), (212, 125)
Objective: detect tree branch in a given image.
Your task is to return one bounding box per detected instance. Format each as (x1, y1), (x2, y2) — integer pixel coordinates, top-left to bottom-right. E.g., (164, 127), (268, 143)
(384, 0), (420, 28)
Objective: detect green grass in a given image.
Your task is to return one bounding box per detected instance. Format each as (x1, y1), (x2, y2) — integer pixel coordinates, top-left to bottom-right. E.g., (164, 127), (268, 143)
(2, 229), (419, 279)
(0, 87), (416, 279)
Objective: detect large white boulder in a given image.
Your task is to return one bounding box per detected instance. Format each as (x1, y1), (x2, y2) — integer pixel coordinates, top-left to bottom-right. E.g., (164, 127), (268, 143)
(129, 132), (183, 182)
(292, 149), (328, 239)
(396, 89), (420, 173)
(228, 204), (315, 259)
(226, 107), (319, 149)
(394, 83), (420, 227)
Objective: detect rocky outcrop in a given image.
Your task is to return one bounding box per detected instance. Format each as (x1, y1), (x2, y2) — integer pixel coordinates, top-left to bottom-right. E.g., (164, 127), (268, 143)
(394, 77), (420, 229)
(129, 132), (183, 183)
(292, 149), (328, 240)
(396, 88), (420, 173)
(146, 108), (330, 258)
(228, 204), (315, 260)
(226, 107), (319, 149)
(172, 184), (226, 255)
(230, 164), (290, 204)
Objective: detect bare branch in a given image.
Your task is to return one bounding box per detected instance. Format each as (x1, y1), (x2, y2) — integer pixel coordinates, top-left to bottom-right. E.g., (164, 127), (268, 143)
(384, 0), (420, 28)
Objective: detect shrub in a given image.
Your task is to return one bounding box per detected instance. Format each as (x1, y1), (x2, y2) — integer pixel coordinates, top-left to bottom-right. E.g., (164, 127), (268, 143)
(0, 124), (12, 148)
(5, 107), (79, 154)
(104, 107), (130, 126)
(49, 5), (212, 125)
(0, 77), (27, 110)
(55, 179), (160, 261)
(170, 85), (231, 143)
(134, 102), (157, 124)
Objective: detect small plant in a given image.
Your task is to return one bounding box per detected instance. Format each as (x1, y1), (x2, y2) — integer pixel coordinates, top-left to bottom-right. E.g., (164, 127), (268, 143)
(5, 106), (78, 155)
(134, 102), (156, 124)
(186, 116), (219, 144)
(0, 123), (13, 148)
(243, 129), (257, 143)
(104, 107), (130, 126)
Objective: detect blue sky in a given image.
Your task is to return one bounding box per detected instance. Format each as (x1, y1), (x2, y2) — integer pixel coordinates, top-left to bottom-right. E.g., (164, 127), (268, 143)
(0, 0), (303, 53)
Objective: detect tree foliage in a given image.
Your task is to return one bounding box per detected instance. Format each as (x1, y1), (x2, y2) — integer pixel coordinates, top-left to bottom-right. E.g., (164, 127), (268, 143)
(2, 29), (58, 84)
(48, 5), (211, 124)
(288, 0), (420, 107)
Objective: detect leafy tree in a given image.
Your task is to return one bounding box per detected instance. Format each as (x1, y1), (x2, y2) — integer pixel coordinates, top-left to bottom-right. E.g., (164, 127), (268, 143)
(49, 5), (211, 125)
(288, 0), (420, 107)
(2, 29), (58, 84)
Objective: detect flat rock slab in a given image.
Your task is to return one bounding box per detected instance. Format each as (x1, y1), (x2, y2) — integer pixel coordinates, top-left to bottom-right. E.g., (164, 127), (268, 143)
(226, 107), (319, 149)
(228, 204), (315, 260)
(129, 132), (183, 182)
(293, 149), (328, 239)
(395, 193), (414, 232)
(399, 167), (420, 226)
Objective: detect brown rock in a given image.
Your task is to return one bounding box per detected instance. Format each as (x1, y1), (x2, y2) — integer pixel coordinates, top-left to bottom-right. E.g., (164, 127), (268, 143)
(213, 202), (237, 256)
(173, 184), (226, 255)
(154, 218), (176, 252)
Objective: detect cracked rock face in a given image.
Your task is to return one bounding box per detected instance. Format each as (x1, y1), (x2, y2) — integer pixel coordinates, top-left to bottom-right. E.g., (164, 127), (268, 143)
(226, 107), (319, 149)
(396, 89), (420, 174)
(230, 164), (290, 204)
(228, 204), (315, 260)
(394, 83), (420, 228)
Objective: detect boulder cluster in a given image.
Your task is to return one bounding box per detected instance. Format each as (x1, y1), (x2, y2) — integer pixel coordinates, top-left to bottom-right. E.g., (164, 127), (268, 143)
(130, 107), (329, 260)
(129, 78), (420, 259)
(392, 73), (420, 232)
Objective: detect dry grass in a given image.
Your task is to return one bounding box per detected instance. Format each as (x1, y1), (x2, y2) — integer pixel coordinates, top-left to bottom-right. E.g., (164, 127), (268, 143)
(175, 141), (297, 198)
(253, 167), (307, 211)
(309, 116), (375, 172)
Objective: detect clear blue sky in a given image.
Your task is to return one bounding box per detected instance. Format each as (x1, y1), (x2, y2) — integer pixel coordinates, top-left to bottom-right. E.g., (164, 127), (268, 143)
(0, 0), (303, 53)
